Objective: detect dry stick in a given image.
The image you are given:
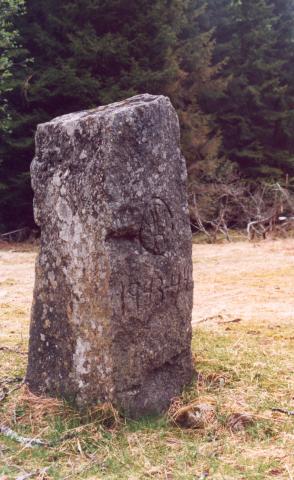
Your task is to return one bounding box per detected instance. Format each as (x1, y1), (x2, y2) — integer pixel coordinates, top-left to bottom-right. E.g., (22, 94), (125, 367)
(15, 468), (50, 480)
(222, 318), (242, 324)
(271, 408), (294, 416)
(0, 228), (27, 238)
(197, 315), (223, 324)
(3, 426), (51, 465)
(0, 425), (47, 447)
(0, 379), (24, 403)
(1, 417), (103, 452)
(0, 346), (28, 355)
(197, 315), (242, 325)
(2, 460), (48, 480)
(0, 376), (23, 385)
(285, 464), (294, 480)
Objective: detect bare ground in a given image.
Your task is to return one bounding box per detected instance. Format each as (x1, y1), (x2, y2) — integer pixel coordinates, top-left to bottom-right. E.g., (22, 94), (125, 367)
(0, 245), (35, 357)
(1, 238), (293, 344)
(193, 238), (294, 326)
(0, 239), (294, 479)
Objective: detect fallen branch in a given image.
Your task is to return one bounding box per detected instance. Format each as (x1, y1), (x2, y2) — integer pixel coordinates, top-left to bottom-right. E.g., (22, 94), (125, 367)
(0, 228), (27, 238)
(0, 346), (28, 355)
(0, 425), (47, 447)
(0, 376), (23, 385)
(16, 468), (50, 480)
(197, 315), (224, 324)
(223, 318), (242, 324)
(0, 377), (23, 385)
(0, 378), (24, 402)
(272, 408), (294, 416)
(247, 214), (274, 240)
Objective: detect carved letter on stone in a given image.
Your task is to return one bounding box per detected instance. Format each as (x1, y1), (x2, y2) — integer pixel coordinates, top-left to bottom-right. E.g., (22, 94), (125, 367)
(26, 94), (194, 417)
(141, 197), (174, 255)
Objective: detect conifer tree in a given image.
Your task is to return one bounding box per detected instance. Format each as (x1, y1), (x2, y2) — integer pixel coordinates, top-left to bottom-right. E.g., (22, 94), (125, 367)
(0, 0), (183, 230)
(206, 0), (294, 179)
(0, 0), (26, 132)
(271, 0), (294, 166)
(169, 0), (232, 225)
(168, 0), (229, 179)
(1, 0), (226, 231)
(0, 0), (29, 232)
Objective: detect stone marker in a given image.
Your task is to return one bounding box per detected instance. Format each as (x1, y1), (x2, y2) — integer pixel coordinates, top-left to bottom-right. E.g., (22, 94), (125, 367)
(26, 94), (194, 417)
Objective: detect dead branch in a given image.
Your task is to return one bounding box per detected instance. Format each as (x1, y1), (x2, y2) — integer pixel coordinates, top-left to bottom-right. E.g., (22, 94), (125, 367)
(0, 377), (24, 402)
(0, 346), (28, 355)
(16, 468), (49, 480)
(272, 408), (294, 416)
(0, 227), (38, 242)
(189, 177), (294, 242)
(0, 425), (47, 447)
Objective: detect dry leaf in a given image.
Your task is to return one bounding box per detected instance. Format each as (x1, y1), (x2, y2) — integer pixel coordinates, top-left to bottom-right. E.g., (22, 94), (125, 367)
(227, 413), (254, 432)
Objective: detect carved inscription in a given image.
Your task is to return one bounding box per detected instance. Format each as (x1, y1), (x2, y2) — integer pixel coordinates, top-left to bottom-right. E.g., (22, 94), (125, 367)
(140, 198), (173, 254)
(118, 264), (193, 320)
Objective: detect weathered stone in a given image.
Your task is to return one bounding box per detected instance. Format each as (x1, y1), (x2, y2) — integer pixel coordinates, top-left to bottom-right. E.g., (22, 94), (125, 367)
(26, 94), (194, 417)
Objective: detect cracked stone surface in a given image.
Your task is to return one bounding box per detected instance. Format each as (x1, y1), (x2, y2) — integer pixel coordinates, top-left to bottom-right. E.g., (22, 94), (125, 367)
(26, 94), (194, 417)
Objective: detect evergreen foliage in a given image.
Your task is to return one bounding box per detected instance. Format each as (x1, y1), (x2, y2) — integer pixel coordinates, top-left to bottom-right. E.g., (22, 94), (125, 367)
(0, 0), (26, 132)
(169, 0), (231, 221)
(206, 0), (294, 179)
(0, 0), (29, 231)
(272, 0), (294, 163)
(171, 1), (226, 175)
(1, 0), (220, 231)
(0, 0), (293, 231)
(0, 0), (183, 231)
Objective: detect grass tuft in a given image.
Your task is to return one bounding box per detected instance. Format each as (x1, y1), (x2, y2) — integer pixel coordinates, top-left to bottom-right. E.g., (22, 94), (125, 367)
(0, 241), (293, 479)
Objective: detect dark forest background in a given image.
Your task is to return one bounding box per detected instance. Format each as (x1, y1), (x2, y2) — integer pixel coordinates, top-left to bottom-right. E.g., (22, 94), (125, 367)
(0, 0), (293, 234)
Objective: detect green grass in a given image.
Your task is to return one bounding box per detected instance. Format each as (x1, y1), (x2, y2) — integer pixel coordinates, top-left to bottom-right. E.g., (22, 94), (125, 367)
(1, 320), (294, 479)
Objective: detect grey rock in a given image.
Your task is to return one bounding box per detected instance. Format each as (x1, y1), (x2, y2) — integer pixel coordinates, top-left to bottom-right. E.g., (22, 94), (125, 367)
(26, 94), (194, 417)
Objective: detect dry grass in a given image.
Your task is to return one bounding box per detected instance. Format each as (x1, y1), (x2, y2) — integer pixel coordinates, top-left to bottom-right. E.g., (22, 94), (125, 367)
(0, 239), (294, 479)
(193, 238), (294, 325)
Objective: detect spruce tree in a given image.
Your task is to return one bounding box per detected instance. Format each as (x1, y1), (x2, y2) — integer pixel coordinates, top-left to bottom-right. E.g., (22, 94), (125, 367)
(271, 0), (294, 169)
(206, 0), (294, 179)
(168, 0), (229, 183)
(0, 0), (26, 132)
(0, 0), (183, 231)
(1, 0), (226, 231)
(169, 0), (231, 226)
(0, 0), (29, 232)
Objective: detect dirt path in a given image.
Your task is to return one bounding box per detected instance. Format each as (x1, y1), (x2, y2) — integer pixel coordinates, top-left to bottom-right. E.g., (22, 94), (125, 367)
(0, 239), (293, 347)
(193, 238), (294, 326)
(0, 245), (36, 348)
(1, 239), (294, 479)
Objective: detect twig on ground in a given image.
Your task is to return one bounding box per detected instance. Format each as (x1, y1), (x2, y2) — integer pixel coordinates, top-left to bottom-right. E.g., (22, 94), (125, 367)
(197, 315), (242, 325)
(197, 315), (224, 324)
(0, 379), (24, 403)
(222, 318), (242, 324)
(0, 376), (23, 385)
(0, 346), (28, 355)
(16, 468), (50, 480)
(0, 425), (47, 447)
(272, 408), (294, 416)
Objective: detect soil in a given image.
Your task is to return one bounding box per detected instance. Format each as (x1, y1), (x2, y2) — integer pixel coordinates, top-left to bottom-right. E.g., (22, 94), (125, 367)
(0, 238), (293, 348)
(193, 238), (294, 326)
